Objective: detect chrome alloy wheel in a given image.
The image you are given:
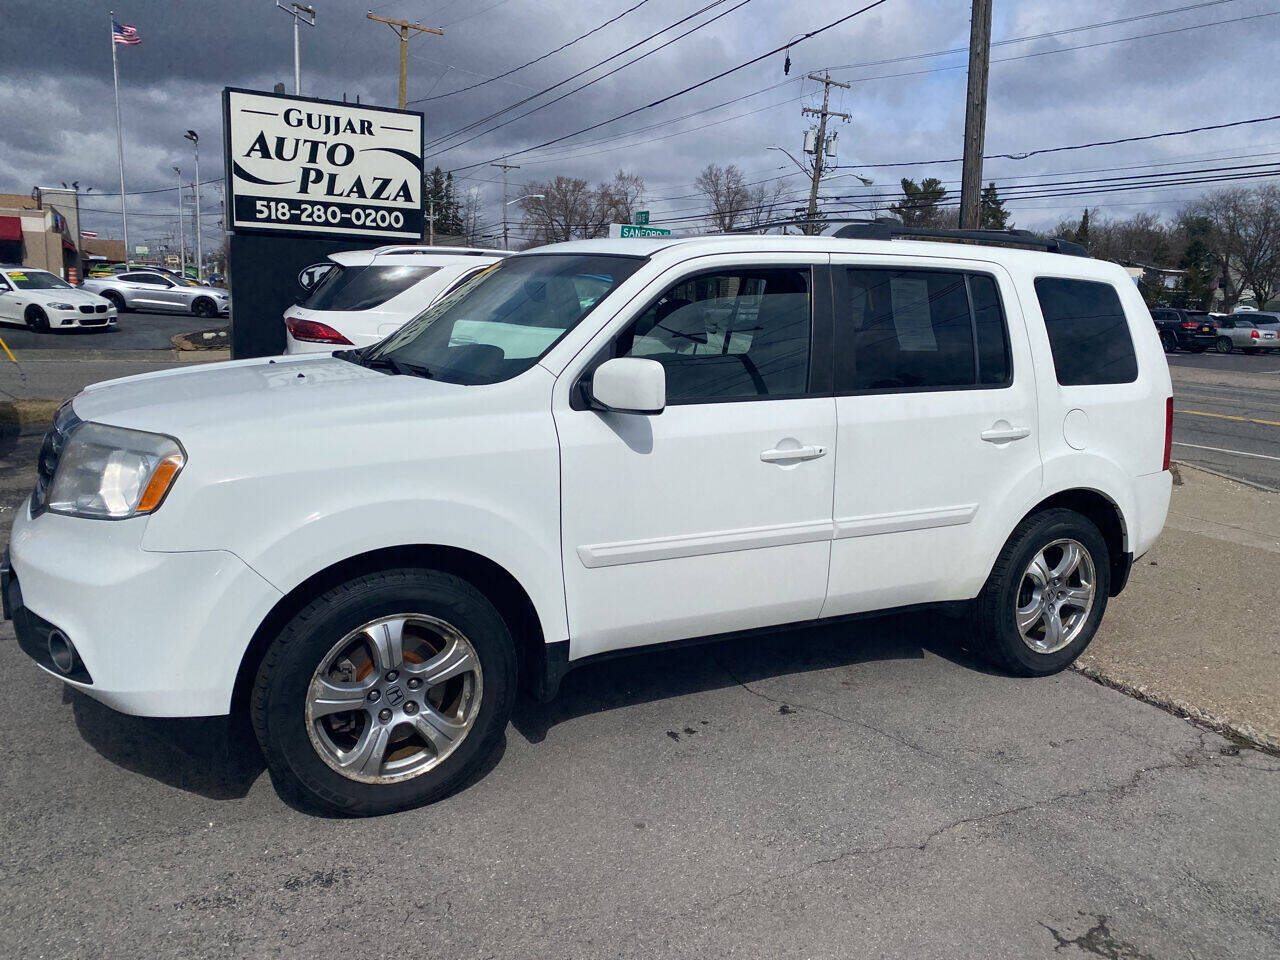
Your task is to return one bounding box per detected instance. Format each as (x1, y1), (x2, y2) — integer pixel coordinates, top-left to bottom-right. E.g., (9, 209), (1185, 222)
(1014, 539), (1097, 655)
(305, 614), (483, 784)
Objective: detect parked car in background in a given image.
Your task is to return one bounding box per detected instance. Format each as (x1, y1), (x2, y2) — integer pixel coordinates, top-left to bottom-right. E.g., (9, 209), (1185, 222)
(1241, 312), (1280, 352)
(4, 229), (1173, 815)
(1150, 307), (1216, 353)
(1213, 314), (1279, 353)
(82, 270), (229, 318)
(283, 245), (506, 353)
(0, 266), (117, 331)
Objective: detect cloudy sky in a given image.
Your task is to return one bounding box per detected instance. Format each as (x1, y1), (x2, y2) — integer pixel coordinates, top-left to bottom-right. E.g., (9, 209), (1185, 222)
(3, 0), (1278, 248)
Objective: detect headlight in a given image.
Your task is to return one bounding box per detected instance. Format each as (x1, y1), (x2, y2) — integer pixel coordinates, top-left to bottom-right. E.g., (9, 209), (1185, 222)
(47, 302), (75, 310)
(47, 422), (185, 520)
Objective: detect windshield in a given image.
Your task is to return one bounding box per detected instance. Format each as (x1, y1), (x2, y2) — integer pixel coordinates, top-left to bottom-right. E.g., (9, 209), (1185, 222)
(302, 264), (438, 311)
(364, 253), (643, 385)
(4, 269), (71, 290)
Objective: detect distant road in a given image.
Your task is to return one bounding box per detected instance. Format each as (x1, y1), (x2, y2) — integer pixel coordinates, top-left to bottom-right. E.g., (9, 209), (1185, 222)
(1166, 350), (1280, 489)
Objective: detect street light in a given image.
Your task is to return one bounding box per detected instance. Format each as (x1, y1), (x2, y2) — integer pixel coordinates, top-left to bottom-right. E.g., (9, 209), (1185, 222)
(172, 165), (185, 275)
(275, 1), (316, 95)
(502, 194), (544, 250)
(184, 130), (202, 282)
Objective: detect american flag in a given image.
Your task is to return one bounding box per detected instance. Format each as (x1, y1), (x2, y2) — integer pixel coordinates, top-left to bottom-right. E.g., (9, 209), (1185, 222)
(112, 21), (140, 45)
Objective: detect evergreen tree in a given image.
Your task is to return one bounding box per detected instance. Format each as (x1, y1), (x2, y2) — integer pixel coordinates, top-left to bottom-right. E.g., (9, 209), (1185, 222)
(1074, 208), (1090, 247)
(889, 178), (949, 226)
(1174, 215), (1214, 310)
(978, 182), (1011, 229)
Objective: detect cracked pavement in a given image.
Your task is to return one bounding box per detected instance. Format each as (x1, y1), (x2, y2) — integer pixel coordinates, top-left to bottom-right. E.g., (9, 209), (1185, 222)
(1, 610), (1277, 959)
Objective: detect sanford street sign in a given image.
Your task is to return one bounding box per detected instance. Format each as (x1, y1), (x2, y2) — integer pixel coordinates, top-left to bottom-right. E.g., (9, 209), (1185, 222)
(222, 87), (424, 240)
(609, 223), (672, 238)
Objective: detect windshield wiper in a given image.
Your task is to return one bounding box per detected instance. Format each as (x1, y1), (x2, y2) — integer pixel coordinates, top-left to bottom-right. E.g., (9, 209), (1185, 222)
(353, 352), (434, 379)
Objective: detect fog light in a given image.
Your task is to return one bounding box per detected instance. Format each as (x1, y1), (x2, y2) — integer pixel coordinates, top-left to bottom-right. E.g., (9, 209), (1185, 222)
(47, 630), (78, 675)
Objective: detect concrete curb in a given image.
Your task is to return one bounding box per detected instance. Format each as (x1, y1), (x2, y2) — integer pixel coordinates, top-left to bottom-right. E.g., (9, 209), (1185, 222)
(1073, 662), (1280, 756)
(0, 398), (62, 432)
(1174, 459), (1279, 494)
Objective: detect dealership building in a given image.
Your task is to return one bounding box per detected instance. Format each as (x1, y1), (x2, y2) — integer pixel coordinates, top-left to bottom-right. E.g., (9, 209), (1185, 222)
(0, 188), (116, 282)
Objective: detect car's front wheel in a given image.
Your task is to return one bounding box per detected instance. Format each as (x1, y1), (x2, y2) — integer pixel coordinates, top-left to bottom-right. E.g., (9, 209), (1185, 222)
(252, 568), (517, 816)
(24, 306), (50, 332)
(971, 508), (1110, 676)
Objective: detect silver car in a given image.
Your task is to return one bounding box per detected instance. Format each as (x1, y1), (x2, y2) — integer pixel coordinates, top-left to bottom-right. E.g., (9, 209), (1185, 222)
(82, 270), (229, 318)
(1217, 314), (1280, 353)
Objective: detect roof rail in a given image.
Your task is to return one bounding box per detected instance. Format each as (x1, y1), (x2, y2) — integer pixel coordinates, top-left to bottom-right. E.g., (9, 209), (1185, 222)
(832, 222), (1090, 257)
(371, 245), (501, 257)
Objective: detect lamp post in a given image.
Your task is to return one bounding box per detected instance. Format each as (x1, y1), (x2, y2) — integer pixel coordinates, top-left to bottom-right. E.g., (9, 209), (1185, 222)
(184, 130), (201, 281)
(275, 1), (316, 94)
(503, 194), (543, 250)
(172, 165), (185, 275)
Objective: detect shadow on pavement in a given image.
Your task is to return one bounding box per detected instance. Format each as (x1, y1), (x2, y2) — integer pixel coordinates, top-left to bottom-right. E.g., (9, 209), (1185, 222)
(511, 608), (995, 745)
(65, 687), (265, 801)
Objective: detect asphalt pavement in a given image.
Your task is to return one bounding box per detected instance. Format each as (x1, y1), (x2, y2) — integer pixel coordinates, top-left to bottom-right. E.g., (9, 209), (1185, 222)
(0, 309), (226, 352)
(1167, 349), (1280, 489)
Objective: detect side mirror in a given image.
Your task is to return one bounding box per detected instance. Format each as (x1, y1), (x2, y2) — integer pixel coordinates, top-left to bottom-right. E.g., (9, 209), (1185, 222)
(588, 357), (665, 415)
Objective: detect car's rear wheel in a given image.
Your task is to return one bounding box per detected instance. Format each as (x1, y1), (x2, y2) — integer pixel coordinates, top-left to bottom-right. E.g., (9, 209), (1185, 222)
(24, 306), (50, 332)
(192, 297), (217, 318)
(1159, 330), (1178, 353)
(252, 568), (516, 816)
(1216, 336), (1233, 354)
(102, 291), (126, 312)
(970, 508), (1110, 676)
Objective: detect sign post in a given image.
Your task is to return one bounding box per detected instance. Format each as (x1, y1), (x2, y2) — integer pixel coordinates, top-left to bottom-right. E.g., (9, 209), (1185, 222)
(222, 87), (425, 356)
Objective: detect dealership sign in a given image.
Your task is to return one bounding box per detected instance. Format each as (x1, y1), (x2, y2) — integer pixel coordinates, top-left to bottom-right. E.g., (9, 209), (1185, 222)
(222, 88), (424, 240)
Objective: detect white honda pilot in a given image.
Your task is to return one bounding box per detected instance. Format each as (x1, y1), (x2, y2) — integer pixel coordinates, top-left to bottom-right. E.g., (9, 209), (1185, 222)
(3, 229), (1173, 816)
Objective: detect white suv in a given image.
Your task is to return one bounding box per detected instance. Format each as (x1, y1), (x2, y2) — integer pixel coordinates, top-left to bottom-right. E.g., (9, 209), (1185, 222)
(283, 245), (505, 353)
(3, 231), (1173, 816)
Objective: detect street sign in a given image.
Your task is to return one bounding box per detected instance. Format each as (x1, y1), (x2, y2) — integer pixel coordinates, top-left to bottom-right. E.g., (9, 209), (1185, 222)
(609, 223), (671, 238)
(222, 87), (424, 241)
(634, 210), (650, 225)
(134, 245), (149, 255)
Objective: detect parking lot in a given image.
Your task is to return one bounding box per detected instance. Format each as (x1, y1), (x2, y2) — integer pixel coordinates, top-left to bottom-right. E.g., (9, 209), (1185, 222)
(1, 346), (1278, 959)
(0, 310), (226, 353)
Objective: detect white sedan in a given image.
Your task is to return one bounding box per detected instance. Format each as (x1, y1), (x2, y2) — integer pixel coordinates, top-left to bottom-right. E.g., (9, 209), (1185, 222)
(0, 267), (117, 331)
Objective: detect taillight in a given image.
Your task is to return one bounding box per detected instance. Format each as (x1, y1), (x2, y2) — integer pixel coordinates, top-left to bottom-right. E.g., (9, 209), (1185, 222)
(1162, 396), (1173, 471)
(1251, 329), (1260, 339)
(1181, 321), (1198, 329)
(286, 317), (352, 344)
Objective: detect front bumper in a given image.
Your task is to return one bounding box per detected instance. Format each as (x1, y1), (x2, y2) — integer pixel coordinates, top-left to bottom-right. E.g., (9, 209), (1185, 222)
(5, 501), (282, 717)
(49, 306), (117, 328)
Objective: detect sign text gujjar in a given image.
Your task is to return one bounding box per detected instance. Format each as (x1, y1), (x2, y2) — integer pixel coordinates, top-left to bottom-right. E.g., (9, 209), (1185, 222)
(223, 88), (424, 240)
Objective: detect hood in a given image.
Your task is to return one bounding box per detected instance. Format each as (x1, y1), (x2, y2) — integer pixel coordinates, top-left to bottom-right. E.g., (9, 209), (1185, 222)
(71, 353), (466, 438)
(37, 287), (109, 306)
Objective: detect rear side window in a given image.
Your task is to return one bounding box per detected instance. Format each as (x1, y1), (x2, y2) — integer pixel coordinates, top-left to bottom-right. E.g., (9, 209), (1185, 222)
(1034, 278), (1137, 386)
(836, 268), (1011, 392)
(302, 264), (438, 311)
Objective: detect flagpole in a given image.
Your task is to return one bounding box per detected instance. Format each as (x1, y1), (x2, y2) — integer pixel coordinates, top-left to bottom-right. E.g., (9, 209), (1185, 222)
(110, 10), (130, 266)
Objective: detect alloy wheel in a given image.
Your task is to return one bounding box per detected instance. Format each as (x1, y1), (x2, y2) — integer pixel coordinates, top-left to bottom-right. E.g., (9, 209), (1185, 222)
(1014, 539), (1096, 655)
(304, 613), (483, 784)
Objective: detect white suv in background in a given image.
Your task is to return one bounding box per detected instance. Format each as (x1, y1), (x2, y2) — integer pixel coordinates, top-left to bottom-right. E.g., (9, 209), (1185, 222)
(283, 245), (506, 353)
(4, 228), (1173, 816)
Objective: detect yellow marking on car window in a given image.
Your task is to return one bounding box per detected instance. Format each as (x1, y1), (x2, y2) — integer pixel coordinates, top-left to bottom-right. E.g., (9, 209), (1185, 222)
(1175, 408), (1280, 427)
(7, 272), (27, 280)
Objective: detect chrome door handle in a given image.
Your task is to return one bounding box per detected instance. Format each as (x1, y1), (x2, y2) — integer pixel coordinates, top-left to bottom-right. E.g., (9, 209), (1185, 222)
(761, 444), (827, 463)
(980, 425), (1031, 443)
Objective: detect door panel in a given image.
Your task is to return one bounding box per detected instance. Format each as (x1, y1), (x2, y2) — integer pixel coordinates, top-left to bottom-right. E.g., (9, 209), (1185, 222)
(823, 259), (1042, 617)
(555, 256), (836, 660)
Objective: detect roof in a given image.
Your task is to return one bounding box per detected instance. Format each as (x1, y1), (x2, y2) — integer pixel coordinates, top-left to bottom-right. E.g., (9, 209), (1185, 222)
(329, 245), (508, 267)
(520, 234), (1129, 282)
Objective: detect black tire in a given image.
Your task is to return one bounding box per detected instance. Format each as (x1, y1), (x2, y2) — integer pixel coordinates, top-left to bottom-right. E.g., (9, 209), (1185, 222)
(24, 306), (50, 332)
(192, 297), (216, 319)
(1215, 336), (1233, 354)
(251, 568), (517, 816)
(970, 508), (1111, 677)
(1159, 330), (1178, 353)
(102, 291), (126, 312)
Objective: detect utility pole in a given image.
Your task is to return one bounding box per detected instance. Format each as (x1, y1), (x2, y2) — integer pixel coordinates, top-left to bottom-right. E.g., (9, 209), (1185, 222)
(275, 2), (316, 95)
(428, 198), (436, 245)
(492, 162), (520, 249)
(365, 13), (443, 109)
(185, 129), (201, 281)
(959, 0), (993, 230)
(172, 165), (185, 275)
(801, 71), (850, 235)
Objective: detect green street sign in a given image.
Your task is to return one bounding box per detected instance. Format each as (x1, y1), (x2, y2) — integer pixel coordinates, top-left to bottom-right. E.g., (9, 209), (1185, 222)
(634, 210), (650, 225)
(612, 223), (671, 238)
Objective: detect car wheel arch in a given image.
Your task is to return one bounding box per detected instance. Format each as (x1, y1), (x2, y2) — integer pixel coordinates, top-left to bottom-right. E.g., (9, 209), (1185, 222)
(230, 543), (545, 715)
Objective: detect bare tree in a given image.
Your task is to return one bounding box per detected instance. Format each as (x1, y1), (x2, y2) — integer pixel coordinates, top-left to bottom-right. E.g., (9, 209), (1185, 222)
(599, 170), (645, 225)
(459, 186), (490, 246)
(519, 172), (646, 247)
(695, 163), (751, 232)
(741, 178), (790, 230)
(1190, 186), (1280, 308)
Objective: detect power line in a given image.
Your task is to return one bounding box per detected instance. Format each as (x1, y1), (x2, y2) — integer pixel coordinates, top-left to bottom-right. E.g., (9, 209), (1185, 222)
(449, 0), (897, 172)
(416, 0), (654, 102)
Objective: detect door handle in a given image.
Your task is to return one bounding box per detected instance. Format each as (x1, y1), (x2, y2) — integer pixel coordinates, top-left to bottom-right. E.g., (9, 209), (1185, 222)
(980, 425), (1031, 443)
(761, 444), (827, 463)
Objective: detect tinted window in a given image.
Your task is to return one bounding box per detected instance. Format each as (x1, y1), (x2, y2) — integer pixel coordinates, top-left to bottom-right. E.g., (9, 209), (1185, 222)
(837, 268), (1010, 392)
(303, 265), (439, 311)
(1034, 278), (1137, 386)
(368, 254), (642, 385)
(617, 268), (811, 402)
(121, 272), (167, 285)
(1251, 314), (1280, 327)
